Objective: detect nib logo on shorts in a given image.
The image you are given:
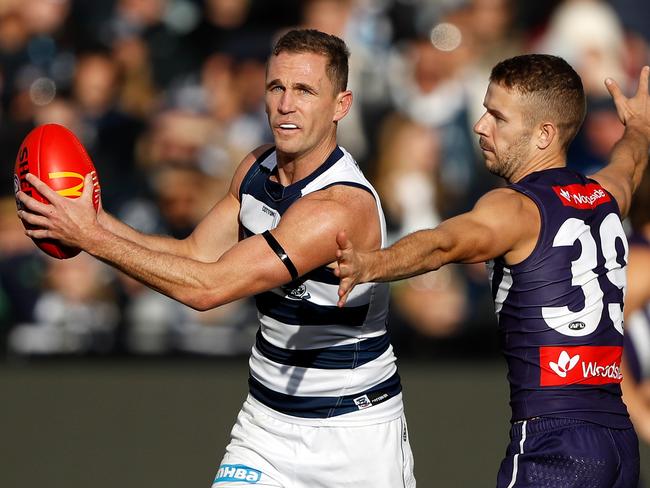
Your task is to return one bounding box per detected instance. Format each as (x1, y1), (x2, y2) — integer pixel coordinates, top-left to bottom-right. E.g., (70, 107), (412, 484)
(540, 346), (623, 386)
(214, 464), (261, 484)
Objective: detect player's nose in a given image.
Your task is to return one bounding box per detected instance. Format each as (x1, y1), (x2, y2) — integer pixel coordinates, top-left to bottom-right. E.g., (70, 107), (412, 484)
(473, 112), (488, 135)
(278, 91), (295, 114)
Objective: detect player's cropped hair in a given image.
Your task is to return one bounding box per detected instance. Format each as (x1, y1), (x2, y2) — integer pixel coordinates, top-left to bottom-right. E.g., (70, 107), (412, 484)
(272, 29), (350, 93)
(490, 54), (586, 150)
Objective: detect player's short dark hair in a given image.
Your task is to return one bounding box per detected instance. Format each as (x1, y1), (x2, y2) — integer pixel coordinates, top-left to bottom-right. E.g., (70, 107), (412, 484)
(490, 54), (586, 150)
(271, 29), (350, 93)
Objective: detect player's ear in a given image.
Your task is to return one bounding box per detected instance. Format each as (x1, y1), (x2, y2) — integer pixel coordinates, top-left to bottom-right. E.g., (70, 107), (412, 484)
(536, 121), (557, 150)
(333, 90), (352, 122)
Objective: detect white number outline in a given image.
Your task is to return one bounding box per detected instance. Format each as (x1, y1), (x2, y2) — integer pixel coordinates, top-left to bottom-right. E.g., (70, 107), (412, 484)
(541, 214), (627, 336)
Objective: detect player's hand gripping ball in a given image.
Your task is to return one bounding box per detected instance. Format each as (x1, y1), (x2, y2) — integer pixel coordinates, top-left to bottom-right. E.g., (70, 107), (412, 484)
(14, 124), (100, 259)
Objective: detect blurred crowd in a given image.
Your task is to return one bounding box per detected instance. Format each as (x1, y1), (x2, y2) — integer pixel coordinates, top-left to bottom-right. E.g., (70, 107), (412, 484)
(0, 0), (648, 359)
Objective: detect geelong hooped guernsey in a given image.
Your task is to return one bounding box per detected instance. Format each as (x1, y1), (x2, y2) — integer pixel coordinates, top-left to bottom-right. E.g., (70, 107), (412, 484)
(488, 167), (632, 428)
(238, 145), (402, 425)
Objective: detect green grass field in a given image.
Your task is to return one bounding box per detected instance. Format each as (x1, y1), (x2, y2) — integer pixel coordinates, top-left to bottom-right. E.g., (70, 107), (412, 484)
(0, 358), (647, 487)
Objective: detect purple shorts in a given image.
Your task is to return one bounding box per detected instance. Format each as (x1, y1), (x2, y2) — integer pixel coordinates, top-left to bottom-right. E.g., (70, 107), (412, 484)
(496, 417), (639, 488)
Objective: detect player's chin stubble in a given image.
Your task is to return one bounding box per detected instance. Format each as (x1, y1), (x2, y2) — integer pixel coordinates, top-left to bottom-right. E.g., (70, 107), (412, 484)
(487, 135), (532, 182)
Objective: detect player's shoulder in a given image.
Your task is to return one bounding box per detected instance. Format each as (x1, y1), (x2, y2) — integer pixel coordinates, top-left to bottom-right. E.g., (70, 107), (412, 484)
(474, 186), (534, 214)
(302, 180), (377, 212)
(283, 184), (378, 238)
(229, 144), (275, 196)
(469, 187), (541, 236)
(238, 144), (275, 173)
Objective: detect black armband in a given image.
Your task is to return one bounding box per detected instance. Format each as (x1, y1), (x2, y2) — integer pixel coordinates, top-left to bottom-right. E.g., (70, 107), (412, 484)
(262, 230), (299, 281)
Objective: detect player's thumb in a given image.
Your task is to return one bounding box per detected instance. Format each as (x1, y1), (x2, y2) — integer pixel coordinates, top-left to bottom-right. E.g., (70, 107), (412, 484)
(81, 173), (95, 202)
(336, 230), (350, 252)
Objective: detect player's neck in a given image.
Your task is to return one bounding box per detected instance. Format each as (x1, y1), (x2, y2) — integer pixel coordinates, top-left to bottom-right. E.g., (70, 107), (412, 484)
(511, 151), (566, 183)
(275, 137), (338, 186)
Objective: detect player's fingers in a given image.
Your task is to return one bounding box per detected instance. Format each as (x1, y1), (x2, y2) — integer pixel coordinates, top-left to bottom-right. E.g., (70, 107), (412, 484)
(24, 227), (54, 240)
(25, 173), (59, 201)
(337, 285), (350, 307)
(15, 190), (52, 216)
(639, 65), (649, 95)
(605, 78), (627, 122)
(17, 209), (51, 228)
(605, 77), (624, 103)
(81, 173), (95, 204)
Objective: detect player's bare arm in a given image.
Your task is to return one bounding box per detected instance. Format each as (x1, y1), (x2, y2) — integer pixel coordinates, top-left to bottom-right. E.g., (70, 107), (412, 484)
(94, 145), (274, 261)
(18, 168), (377, 310)
(336, 188), (539, 306)
(590, 66), (650, 218)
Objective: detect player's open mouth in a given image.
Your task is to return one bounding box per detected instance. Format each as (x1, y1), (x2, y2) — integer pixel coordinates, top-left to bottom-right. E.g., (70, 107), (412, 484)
(279, 124), (299, 130)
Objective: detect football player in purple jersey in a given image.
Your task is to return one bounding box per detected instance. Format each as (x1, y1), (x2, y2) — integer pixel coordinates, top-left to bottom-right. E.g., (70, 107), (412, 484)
(336, 55), (650, 487)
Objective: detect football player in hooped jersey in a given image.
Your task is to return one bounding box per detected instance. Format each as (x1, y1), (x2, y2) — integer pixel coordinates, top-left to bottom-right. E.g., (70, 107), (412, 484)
(336, 54), (650, 487)
(16, 30), (416, 487)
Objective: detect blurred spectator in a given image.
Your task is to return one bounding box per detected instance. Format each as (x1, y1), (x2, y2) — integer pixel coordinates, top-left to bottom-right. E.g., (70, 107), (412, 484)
(0, 0), (76, 195)
(384, 3), (502, 219)
(150, 164), (216, 238)
(372, 113), (467, 339)
(0, 196), (47, 351)
(462, 0), (526, 130)
(181, 0), (282, 72)
(110, 32), (159, 119)
(71, 49), (147, 212)
(530, 0), (637, 174)
(7, 253), (119, 356)
(0, 0), (648, 360)
(533, 0), (630, 97)
(299, 0), (396, 166)
(119, 265), (257, 356)
(105, 0), (192, 90)
(373, 113), (442, 239)
(568, 96), (625, 174)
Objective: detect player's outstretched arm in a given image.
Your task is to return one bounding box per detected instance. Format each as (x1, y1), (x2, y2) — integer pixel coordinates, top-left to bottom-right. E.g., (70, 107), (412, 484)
(94, 195), (240, 261)
(18, 170), (377, 311)
(591, 66), (650, 218)
(336, 188), (539, 306)
(18, 147), (269, 265)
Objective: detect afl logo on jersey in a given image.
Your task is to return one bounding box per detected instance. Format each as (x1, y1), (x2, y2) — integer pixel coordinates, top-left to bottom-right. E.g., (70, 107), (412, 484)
(568, 321), (586, 331)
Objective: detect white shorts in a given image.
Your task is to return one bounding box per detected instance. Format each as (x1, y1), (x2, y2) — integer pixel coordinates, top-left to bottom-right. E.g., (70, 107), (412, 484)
(211, 397), (416, 487)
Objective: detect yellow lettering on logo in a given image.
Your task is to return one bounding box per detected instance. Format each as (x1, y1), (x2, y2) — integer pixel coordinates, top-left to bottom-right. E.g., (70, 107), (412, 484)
(48, 171), (85, 197)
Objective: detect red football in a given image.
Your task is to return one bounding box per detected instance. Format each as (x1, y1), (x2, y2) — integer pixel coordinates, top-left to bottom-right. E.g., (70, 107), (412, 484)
(14, 124), (100, 259)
